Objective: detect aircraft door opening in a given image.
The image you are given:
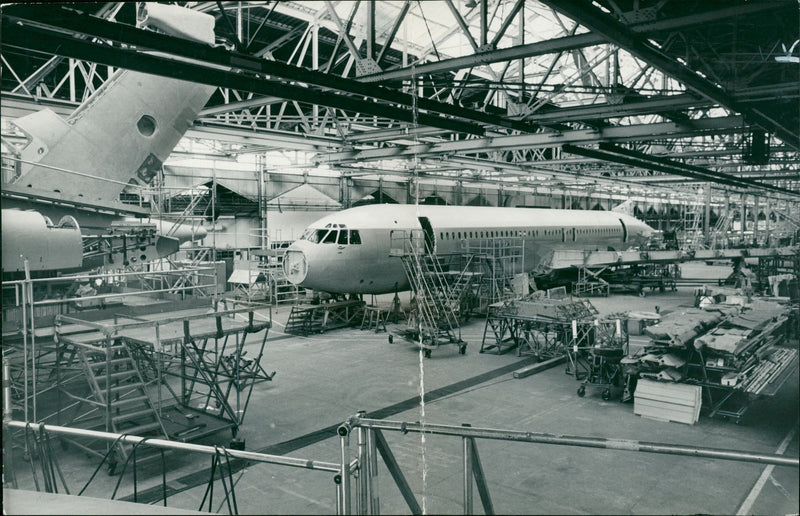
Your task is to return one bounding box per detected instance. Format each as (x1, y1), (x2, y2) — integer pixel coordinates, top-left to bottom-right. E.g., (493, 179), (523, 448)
(418, 217), (436, 254)
(618, 218), (628, 243)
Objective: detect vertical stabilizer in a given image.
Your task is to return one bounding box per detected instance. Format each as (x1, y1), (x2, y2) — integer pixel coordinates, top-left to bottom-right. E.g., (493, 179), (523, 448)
(9, 5), (216, 205)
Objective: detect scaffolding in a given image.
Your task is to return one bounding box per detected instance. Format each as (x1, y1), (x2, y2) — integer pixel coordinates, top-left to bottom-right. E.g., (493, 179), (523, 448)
(679, 190), (707, 252)
(228, 258), (299, 306)
(573, 262), (680, 298)
(2, 270), (273, 470)
(47, 305), (272, 467)
(284, 299), (366, 336)
(463, 237), (525, 312)
(480, 295), (599, 362)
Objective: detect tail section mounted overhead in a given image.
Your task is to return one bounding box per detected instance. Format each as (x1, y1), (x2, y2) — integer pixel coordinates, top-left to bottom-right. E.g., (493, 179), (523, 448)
(6, 4), (216, 206)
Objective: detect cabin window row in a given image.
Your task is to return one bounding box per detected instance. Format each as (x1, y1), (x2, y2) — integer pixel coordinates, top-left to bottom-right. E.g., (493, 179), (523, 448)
(437, 227), (618, 240)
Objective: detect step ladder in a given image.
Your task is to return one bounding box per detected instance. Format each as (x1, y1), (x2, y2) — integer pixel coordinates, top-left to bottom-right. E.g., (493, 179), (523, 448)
(392, 230), (467, 356)
(76, 342), (168, 466)
(285, 306), (318, 335)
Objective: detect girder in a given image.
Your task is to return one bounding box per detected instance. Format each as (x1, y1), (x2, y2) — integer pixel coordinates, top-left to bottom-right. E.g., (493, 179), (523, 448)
(541, 0), (800, 149)
(562, 143), (798, 197)
(1, 1), (796, 201)
(318, 115), (745, 163)
(1, 8), (549, 134)
(358, 3), (787, 83)
(0, 12), (487, 136)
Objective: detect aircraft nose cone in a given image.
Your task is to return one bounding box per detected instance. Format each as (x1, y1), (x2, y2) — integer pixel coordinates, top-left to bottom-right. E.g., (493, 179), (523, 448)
(283, 249), (308, 285)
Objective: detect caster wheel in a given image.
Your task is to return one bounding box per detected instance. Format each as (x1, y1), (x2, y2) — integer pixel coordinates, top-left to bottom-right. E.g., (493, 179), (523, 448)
(459, 345), (466, 355)
(424, 349), (432, 358)
(602, 389), (611, 401)
(577, 386), (585, 397)
(388, 334), (394, 344)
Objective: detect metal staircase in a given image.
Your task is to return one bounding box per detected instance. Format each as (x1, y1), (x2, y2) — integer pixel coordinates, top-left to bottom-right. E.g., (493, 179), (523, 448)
(70, 341), (168, 467)
(680, 191), (706, 252)
(391, 230), (468, 357)
(284, 305), (320, 335)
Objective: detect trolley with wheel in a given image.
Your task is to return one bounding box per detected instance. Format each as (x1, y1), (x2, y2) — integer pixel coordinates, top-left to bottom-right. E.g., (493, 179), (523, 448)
(577, 345), (625, 400)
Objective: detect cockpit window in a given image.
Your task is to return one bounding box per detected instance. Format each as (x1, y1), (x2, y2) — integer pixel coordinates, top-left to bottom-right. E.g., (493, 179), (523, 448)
(305, 229), (321, 243)
(314, 229), (330, 243)
(322, 230), (338, 244)
(304, 227), (360, 245)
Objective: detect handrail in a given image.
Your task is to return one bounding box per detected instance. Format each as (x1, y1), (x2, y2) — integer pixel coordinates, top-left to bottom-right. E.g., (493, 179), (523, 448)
(5, 420), (340, 472)
(2, 266), (218, 286)
(56, 305), (270, 335)
(342, 416), (798, 468)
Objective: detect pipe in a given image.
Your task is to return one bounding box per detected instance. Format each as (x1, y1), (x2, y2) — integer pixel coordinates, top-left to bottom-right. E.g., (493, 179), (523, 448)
(356, 412), (368, 515)
(340, 432), (351, 515)
(463, 424), (473, 515)
(5, 421), (340, 472)
(3, 266), (218, 285)
(3, 360), (18, 488)
(367, 428), (380, 514)
(55, 305), (269, 334)
(351, 417), (798, 468)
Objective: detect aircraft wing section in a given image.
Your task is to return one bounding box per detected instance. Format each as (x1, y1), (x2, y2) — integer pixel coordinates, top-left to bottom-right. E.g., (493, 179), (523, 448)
(545, 247), (799, 270)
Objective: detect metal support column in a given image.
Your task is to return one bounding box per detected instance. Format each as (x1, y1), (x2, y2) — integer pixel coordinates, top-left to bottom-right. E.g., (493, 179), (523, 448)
(704, 184), (711, 246)
(366, 0), (376, 61)
(462, 424), (473, 515)
(366, 428), (380, 514)
(356, 412), (368, 515)
(740, 193), (746, 241)
(765, 198), (771, 246)
(339, 429), (351, 515)
(480, 0), (488, 48)
(754, 196), (760, 245)
(3, 359), (18, 488)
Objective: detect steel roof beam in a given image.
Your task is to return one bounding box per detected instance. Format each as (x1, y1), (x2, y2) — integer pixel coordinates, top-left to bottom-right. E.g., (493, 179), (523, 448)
(318, 115), (744, 163)
(490, 0), (525, 49)
(359, 2), (787, 83)
(542, 0), (800, 149)
(2, 9), (546, 134)
(376, 0), (411, 66)
(186, 125), (341, 151)
(1, 16), (484, 136)
(527, 93), (711, 123)
(565, 143), (798, 196)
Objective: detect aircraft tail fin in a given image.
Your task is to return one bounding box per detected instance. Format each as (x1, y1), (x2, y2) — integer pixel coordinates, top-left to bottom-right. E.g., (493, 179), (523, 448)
(9, 5), (216, 206)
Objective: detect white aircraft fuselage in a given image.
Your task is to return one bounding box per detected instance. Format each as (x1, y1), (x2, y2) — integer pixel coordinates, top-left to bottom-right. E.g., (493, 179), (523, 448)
(283, 204), (656, 294)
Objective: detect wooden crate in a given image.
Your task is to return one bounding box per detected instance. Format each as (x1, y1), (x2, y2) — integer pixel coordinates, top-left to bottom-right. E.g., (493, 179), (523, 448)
(634, 379), (702, 425)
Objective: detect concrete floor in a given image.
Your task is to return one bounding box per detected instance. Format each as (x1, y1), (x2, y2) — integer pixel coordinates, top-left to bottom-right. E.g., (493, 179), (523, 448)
(5, 263), (799, 514)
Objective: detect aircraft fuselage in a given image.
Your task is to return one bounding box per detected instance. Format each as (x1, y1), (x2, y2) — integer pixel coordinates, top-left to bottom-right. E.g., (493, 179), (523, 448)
(283, 204), (656, 294)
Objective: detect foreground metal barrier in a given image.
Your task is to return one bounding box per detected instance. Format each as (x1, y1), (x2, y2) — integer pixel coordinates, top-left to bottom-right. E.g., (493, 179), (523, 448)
(336, 413), (799, 515)
(3, 420), (341, 514)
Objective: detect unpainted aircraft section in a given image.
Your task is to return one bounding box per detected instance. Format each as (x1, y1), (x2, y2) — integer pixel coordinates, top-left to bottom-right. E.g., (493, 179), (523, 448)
(1, 2), (798, 515)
